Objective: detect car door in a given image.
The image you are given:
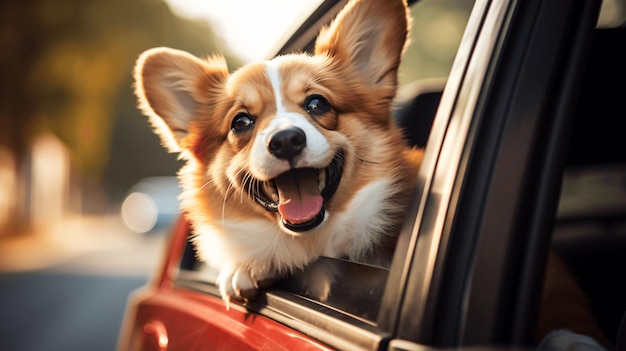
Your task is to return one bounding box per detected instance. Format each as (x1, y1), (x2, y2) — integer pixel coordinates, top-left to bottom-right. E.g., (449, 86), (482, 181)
(385, 0), (605, 348)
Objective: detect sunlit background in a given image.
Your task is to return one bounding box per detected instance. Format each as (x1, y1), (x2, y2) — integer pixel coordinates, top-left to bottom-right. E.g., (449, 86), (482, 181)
(0, 0), (482, 269)
(166, 0), (324, 62)
(0, 0), (624, 350)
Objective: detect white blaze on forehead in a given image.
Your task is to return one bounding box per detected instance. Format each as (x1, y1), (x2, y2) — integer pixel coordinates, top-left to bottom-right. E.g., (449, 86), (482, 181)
(265, 58), (287, 113)
(247, 59), (331, 180)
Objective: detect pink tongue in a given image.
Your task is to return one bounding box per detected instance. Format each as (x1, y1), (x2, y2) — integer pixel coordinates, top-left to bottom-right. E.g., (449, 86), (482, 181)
(275, 168), (323, 225)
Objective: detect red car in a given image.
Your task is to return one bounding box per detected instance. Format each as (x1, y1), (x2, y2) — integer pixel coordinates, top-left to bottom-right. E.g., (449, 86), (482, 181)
(118, 0), (626, 350)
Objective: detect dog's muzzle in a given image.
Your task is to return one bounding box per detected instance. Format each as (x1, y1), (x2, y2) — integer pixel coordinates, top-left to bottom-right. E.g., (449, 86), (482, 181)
(253, 154), (343, 232)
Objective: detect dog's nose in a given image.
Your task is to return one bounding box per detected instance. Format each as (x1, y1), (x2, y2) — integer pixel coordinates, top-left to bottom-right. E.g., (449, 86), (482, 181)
(267, 127), (307, 161)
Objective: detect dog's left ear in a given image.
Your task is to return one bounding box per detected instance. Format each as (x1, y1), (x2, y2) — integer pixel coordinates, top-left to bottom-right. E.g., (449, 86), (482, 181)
(315, 0), (409, 95)
(134, 47), (229, 154)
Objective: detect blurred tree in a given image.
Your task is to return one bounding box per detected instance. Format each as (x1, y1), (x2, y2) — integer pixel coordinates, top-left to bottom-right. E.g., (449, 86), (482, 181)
(398, 0), (474, 86)
(0, 0), (239, 180)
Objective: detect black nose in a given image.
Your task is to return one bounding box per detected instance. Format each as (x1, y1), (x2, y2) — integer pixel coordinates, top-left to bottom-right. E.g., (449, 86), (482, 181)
(267, 127), (307, 161)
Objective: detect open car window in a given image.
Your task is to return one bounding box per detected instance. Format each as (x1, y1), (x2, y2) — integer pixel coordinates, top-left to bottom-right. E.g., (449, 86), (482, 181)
(175, 0), (475, 326)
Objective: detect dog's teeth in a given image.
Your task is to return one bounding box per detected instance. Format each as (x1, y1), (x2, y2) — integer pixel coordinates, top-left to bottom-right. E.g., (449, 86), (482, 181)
(318, 170), (326, 192)
(271, 193), (279, 202)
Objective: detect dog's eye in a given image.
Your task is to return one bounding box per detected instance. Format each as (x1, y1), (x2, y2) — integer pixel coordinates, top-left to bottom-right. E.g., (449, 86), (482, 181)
(304, 95), (330, 115)
(231, 112), (254, 132)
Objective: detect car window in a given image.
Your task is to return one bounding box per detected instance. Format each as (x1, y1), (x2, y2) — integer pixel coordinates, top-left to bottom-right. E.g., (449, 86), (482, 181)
(176, 0), (475, 325)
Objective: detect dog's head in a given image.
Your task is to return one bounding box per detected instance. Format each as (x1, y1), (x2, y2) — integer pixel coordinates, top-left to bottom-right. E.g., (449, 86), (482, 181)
(134, 0), (411, 236)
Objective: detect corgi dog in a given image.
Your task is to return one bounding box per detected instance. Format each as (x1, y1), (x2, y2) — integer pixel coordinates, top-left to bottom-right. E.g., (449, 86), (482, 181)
(134, 0), (422, 301)
(134, 0), (608, 349)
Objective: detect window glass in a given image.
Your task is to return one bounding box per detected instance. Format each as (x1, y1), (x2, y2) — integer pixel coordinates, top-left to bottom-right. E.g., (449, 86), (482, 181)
(398, 0), (474, 86)
(597, 0), (626, 27)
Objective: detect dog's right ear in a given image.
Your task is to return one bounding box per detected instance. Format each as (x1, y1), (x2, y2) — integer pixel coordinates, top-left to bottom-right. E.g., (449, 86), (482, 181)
(314, 0), (409, 96)
(134, 47), (229, 153)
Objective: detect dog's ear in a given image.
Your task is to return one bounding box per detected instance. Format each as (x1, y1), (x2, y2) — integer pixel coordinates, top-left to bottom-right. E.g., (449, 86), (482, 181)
(314, 0), (409, 94)
(134, 47), (229, 153)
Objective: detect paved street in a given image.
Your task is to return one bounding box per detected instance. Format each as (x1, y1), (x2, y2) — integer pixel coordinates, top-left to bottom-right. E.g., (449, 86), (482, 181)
(0, 214), (168, 351)
(0, 272), (148, 351)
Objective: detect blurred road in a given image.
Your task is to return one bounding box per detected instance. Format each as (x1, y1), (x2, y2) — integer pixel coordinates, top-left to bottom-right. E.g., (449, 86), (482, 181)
(0, 214), (168, 351)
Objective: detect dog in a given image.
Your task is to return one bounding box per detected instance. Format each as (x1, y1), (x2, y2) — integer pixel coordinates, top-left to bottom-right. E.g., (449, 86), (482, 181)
(133, 0), (608, 349)
(134, 0), (421, 300)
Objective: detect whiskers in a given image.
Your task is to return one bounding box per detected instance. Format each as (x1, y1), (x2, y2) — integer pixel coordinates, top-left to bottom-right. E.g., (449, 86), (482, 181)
(222, 181), (236, 227)
(241, 171), (258, 204)
(326, 152), (346, 179)
(192, 168), (257, 227)
(195, 178), (217, 195)
(223, 168), (263, 227)
(354, 152), (379, 165)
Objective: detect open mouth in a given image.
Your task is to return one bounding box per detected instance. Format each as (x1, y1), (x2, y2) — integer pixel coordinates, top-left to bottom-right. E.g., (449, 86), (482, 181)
(250, 152), (344, 232)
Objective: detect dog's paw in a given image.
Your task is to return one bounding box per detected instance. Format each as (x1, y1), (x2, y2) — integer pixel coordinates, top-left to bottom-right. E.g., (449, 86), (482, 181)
(216, 266), (273, 308)
(217, 266), (256, 302)
(537, 330), (606, 351)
